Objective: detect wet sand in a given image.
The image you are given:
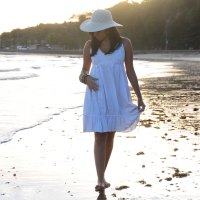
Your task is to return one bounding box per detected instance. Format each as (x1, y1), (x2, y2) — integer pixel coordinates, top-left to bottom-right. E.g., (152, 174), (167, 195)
(0, 56), (199, 200)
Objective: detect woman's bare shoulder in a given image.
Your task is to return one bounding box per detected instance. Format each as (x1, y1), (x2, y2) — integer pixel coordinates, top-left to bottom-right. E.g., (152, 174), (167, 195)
(121, 37), (133, 60)
(83, 40), (91, 56)
(84, 40), (92, 49)
(121, 37), (132, 48)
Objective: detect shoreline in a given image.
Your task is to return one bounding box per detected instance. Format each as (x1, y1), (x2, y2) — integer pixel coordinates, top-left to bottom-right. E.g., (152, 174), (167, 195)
(0, 49), (200, 55)
(0, 49), (83, 55)
(1, 49), (200, 63)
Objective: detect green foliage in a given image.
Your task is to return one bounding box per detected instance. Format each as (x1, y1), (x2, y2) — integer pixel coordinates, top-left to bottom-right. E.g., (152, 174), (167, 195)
(1, 0), (200, 50)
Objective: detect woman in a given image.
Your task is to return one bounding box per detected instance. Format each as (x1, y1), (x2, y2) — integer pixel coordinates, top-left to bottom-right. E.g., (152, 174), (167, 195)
(79, 9), (145, 192)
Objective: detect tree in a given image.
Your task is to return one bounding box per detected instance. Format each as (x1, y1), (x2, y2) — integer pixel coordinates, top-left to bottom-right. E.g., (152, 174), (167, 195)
(1, 0), (200, 50)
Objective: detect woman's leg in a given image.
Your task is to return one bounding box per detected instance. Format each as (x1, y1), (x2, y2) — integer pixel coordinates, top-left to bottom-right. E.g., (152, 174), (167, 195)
(94, 132), (116, 188)
(94, 132), (107, 186)
(104, 131), (115, 171)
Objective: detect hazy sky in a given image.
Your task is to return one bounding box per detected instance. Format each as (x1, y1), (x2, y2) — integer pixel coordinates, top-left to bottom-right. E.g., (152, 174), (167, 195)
(0, 0), (142, 34)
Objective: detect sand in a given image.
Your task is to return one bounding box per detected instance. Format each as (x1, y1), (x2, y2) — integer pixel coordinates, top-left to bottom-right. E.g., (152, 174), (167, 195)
(0, 55), (200, 200)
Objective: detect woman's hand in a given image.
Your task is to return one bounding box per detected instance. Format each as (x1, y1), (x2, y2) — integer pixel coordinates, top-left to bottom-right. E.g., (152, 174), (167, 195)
(85, 75), (99, 91)
(138, 98), (145, 112)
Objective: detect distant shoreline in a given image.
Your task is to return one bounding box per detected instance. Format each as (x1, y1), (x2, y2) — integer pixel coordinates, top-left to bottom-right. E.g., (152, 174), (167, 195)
(0, 49), (200, 55)
(0, 49), (83, 55)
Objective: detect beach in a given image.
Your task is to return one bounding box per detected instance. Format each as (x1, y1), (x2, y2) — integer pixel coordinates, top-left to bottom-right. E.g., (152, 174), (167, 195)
(0, 53), (199, 200)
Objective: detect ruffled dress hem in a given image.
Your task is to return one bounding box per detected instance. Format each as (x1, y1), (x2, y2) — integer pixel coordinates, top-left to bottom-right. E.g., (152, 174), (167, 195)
(83, 111), (140, 133)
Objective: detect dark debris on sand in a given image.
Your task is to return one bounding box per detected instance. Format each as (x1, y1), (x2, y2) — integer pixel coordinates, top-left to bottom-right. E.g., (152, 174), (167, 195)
(138, 179), (152, 187)
(115, 185), (129, 190)
(172, 168), (191, 178)
(164, 167), (191, 181)
(136, 151), (145, 155)
(136, 61), (200, 134)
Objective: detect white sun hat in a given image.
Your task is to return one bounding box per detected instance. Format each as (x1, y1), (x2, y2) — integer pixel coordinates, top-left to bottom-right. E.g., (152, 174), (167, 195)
(80, 9), (123, 32)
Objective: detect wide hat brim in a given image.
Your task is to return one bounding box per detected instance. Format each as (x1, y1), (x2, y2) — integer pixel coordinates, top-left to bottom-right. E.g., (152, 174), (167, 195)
(80, 19), (123, 32)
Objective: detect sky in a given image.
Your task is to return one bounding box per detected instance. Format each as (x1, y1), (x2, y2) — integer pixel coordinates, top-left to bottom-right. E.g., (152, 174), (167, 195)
(0, 0), (143, 34)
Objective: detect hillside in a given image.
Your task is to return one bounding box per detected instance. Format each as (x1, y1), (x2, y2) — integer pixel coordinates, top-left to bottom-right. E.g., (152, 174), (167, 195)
(0, 0), (200, 50)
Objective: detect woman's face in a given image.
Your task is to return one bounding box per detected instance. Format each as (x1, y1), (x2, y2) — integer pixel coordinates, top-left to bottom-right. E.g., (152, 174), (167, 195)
(92, 30), (108, 42)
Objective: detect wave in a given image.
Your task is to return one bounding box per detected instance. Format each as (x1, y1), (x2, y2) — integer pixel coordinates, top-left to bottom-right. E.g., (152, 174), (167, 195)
(0, 68), (20, 72)
(0, 105), (82, 144)
(0, 73), (39, 81)
(31, 66), (41, 69)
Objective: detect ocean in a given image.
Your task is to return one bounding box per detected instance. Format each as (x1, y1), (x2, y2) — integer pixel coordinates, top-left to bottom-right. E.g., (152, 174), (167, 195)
(0, 52), (177, 144)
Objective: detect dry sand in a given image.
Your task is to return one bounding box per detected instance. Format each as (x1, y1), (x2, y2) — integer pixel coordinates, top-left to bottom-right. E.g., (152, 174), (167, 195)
(0, 56), (200, 200)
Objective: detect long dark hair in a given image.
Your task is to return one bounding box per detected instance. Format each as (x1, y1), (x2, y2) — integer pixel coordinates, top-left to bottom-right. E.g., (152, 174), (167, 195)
(90, 27), (122, 57)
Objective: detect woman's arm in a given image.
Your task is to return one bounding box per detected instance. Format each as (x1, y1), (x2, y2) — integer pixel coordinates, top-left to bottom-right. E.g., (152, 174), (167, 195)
(123, 37), (145, 112)
(79, 40), (99, 91)
(79, 40), (92, 77)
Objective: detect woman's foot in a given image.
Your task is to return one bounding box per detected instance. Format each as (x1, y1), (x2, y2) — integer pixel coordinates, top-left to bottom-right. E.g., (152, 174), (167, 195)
(103, 179), (111, 188)
(104, 182), (110, 188)
(95, 185), (105, 193)
(95, 179), (110, 192)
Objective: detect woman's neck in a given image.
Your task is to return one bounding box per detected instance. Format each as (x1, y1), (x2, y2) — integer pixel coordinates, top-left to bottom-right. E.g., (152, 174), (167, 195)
(100, 37), (110, 53)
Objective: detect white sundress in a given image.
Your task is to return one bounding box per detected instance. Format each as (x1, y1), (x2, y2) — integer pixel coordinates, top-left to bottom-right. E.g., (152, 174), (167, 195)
(83, 43), (140, 133)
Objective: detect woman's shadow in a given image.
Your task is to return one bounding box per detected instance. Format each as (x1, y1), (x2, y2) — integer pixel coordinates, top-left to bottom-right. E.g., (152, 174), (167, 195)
(96, 191), (107, 200)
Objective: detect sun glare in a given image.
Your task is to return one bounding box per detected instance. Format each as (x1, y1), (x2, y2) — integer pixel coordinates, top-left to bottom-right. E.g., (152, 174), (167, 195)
(0, 0), (143, 33)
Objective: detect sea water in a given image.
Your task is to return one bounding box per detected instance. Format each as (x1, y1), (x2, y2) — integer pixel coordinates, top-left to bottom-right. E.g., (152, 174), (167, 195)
(0, 53), (178, 143)
(0, 53), (86, 143)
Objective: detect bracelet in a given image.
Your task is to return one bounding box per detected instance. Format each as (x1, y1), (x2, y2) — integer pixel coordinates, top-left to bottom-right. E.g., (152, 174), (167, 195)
(83, 74), (89, 84)
(79, 72), (89, 84)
